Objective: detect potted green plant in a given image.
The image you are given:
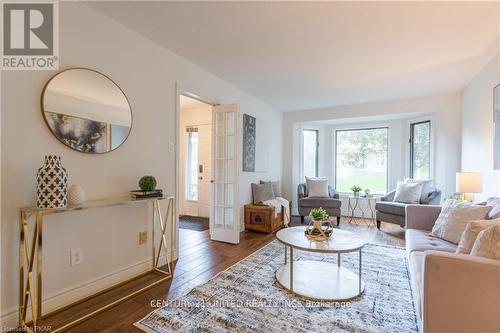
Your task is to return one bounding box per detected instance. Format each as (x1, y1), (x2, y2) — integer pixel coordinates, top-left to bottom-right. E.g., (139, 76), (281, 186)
(305, 207), (333, 241)
(351, 185), (362, 197)
(139, 176), (157, 191)
(309, 207), (329, 224)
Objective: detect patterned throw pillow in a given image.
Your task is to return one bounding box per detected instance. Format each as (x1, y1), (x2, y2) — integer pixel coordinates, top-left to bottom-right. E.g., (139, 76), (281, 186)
(456, 219), (500, 254)
(251, 183), (275, 203)
(394, 181), (423, 204)
(431, 199), (492, 244)
(470, 225), (500, 260)
(305, 177), (329, 198)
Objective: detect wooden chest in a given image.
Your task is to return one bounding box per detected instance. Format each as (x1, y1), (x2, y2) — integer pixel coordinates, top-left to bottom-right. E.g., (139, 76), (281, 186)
(244, 204), (285, 233)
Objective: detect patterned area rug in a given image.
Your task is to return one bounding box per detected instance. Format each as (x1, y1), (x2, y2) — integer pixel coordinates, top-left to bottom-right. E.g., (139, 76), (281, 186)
(136, 240), (417, 333)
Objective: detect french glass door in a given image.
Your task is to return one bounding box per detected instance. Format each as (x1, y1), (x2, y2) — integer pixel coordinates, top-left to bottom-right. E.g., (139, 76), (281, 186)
(211, 104), (239, 244)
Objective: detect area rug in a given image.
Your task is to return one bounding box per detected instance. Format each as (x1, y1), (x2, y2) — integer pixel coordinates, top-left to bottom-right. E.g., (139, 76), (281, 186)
(136, 240), (417, 333)
(179, 215), (210, 231)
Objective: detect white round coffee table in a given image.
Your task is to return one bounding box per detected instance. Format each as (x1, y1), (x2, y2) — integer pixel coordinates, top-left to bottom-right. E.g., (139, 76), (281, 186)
(275, 226), (366, 301)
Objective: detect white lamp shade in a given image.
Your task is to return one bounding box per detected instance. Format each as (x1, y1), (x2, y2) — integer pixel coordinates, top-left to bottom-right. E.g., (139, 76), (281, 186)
(456, 172), (483, 193)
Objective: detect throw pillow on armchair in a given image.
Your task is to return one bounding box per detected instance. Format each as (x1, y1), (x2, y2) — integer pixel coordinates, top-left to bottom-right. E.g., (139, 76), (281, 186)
(305, 176), (329, 197)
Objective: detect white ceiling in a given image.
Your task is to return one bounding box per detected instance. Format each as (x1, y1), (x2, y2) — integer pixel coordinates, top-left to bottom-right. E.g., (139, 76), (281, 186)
(180, 95), (209, 110)
(87, 1), (500, 112)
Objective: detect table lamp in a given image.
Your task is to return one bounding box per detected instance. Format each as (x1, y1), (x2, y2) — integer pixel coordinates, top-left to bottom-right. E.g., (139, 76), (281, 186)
(456, 172), (483, 202)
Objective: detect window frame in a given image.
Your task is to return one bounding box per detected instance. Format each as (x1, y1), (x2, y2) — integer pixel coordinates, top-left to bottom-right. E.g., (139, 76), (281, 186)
(301, 128), (319, 179)
(334, 126), (389, 195)
(186, 130), (199, 202)
(409, 120), (432, 180)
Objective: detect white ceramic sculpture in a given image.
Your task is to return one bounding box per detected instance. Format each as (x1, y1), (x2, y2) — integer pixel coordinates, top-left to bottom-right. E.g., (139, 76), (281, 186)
(68, 184), (86, 206)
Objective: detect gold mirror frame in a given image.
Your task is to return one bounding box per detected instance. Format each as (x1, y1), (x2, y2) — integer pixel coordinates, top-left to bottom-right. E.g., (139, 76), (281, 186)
(41, 67), (133, 154)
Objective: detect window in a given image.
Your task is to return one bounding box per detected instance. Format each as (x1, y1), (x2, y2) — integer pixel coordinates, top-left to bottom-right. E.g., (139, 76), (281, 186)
(302, 129), (319, 178)
(335, 127), (388, 194)
(186, 131), (198, 201)
(410, 120), (431, 180)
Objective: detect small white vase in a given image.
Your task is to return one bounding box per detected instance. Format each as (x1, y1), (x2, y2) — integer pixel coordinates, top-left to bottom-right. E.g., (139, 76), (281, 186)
(68, 184), (86, 205)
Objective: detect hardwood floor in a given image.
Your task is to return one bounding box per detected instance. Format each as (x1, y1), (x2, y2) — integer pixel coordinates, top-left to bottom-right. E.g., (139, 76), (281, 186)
(41, 217), (404, 332)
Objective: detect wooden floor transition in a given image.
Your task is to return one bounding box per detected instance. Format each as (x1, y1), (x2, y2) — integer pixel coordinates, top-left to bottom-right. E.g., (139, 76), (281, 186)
(39, 217), (405, 332)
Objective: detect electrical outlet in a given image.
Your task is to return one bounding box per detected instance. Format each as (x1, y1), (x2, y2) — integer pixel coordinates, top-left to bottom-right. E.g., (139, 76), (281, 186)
(70, 248), (83, 266)
(168, 141), (175, 153)
(139, 231), (147, 245)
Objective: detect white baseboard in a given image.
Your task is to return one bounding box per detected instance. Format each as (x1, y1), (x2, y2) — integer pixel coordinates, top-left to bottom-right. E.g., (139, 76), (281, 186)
(1, 253), (170, 329)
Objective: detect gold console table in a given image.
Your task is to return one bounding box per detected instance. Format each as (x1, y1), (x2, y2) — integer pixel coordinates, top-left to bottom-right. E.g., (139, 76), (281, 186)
(19, 195), (175, 332)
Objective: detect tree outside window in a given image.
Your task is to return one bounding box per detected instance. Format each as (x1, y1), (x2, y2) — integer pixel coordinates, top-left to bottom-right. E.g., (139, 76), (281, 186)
(335, 128), (388, 194)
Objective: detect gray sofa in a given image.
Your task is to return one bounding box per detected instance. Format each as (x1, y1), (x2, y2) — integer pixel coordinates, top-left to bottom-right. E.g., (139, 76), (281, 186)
(375, 188), (441, 229)
(297, 183), (342, 225)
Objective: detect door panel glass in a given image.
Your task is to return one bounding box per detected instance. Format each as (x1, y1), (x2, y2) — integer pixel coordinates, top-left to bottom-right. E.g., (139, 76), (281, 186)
(215, 135), (226, 159)
(215, 112), (225, 136)
(226, 135), (234, 159)
(226, 112), (234, 135)
(225, 184), (233, 206)
(214, 184), (224, 206)
(214, 207), (224, 226)
(214, 160), (225, 182)
(186, 132), (199, 201)
(226, 160), (233, 182)
(224, 208), (233, 227)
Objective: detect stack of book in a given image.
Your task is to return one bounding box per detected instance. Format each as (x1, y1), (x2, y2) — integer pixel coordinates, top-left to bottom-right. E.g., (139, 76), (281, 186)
(130, 189), (163, 199)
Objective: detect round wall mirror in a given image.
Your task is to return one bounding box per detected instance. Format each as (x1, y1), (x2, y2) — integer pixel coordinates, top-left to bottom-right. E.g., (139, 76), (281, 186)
(41, 68), (132, 154)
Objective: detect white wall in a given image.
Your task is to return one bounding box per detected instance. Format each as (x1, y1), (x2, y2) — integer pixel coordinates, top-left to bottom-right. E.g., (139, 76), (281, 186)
(0, 2), (281, 325)
(461, 54), (500, 201)
(283, 93), (462, 212)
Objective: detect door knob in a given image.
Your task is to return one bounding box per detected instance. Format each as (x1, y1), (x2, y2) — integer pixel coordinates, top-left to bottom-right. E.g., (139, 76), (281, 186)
(198, 176), (203, 180)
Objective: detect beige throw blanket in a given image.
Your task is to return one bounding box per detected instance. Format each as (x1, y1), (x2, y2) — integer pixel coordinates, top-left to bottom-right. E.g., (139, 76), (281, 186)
(262, 197), (290, 227)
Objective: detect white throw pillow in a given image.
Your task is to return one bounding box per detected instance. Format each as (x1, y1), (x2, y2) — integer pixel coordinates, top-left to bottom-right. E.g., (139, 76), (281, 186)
(305, 177), (329, 198)
(470, 225), (500, 260)
(456, 219), (500, 254)
(393, 180), (423, 204)
(406, 178), (434, 203)
(431, 199), (492, 244)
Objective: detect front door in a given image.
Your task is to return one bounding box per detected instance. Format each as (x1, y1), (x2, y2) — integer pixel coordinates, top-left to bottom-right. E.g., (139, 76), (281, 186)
(197, 124), (211, 217)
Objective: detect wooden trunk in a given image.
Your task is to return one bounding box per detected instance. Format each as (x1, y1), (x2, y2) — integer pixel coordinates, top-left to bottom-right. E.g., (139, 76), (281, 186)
(244, 204), (285, 233)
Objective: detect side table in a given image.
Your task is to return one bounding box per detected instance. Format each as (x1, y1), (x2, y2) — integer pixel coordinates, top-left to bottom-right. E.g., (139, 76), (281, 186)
(347, 196), (377, 226)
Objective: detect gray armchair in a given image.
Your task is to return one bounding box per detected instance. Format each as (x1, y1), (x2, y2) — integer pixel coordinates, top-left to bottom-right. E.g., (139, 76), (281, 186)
(375, 188), (441, 229)
(297, 183), (342, 225)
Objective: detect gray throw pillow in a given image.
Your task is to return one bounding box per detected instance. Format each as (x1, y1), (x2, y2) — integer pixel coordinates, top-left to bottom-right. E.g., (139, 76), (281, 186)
(405, 178), (434, 203)
(260, 180), (281, 197)
(252, 183), (275, 203)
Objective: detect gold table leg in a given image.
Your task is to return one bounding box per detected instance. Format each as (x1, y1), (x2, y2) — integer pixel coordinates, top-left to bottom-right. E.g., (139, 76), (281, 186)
(153, 198), (173, 274)
(19, 211), (42, 332)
